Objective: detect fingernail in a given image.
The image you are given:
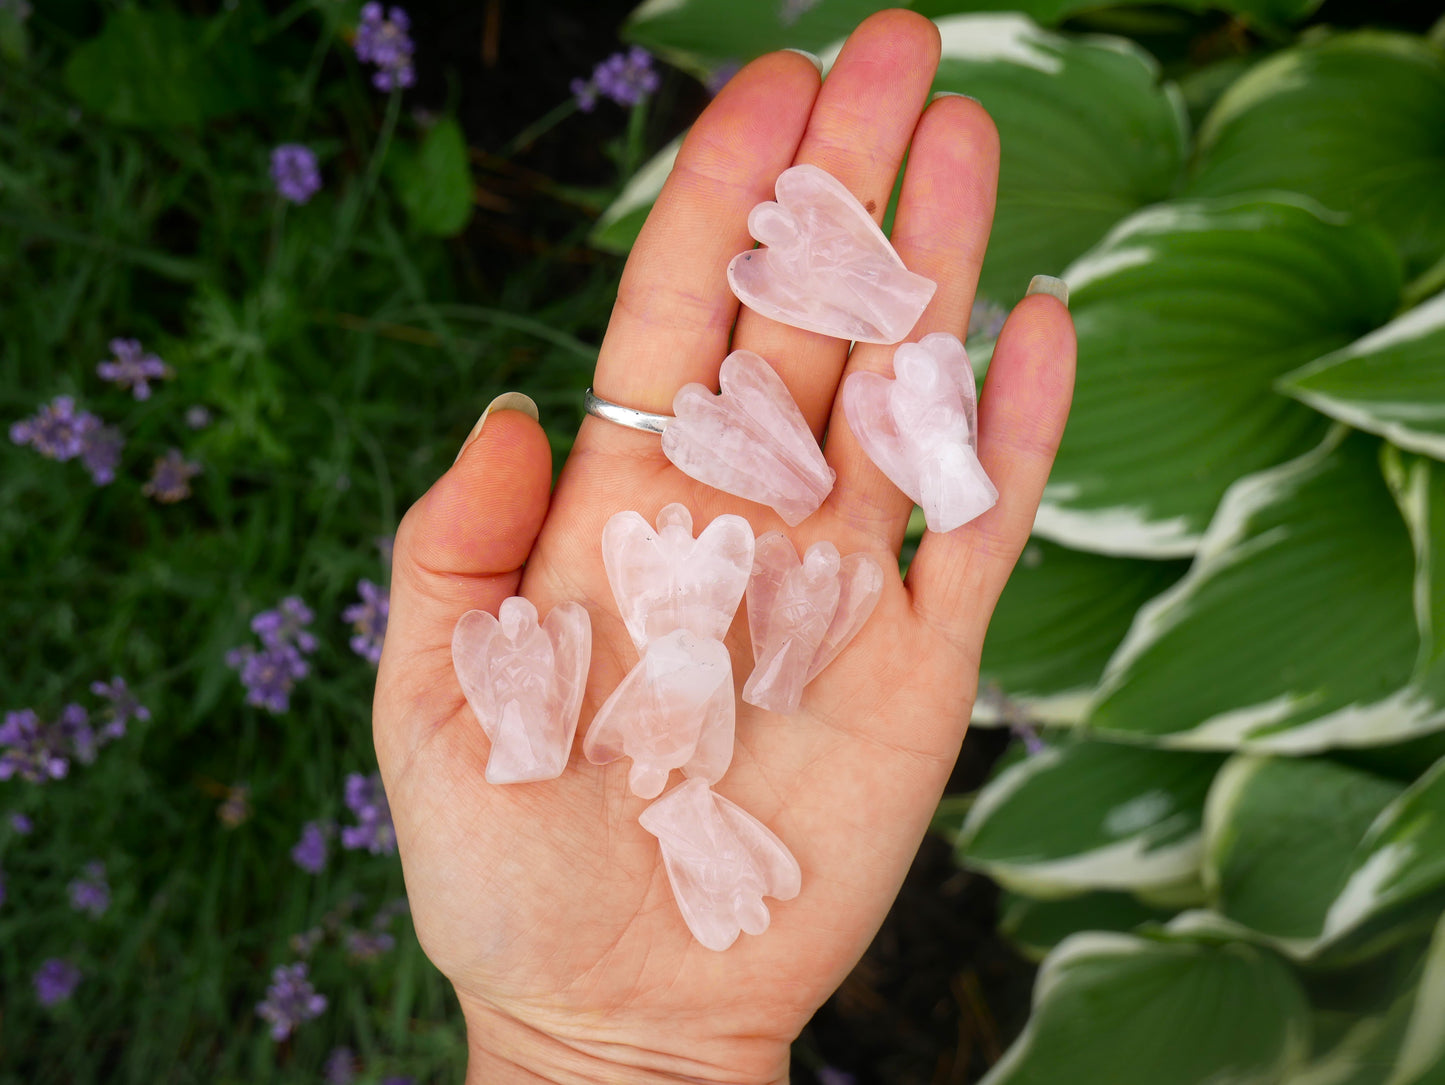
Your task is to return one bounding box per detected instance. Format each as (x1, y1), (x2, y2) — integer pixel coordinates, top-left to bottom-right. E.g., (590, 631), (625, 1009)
(930, 90), (981, 105)
(784, 48), (823, 73)
(1026, 275), (1069, 308)
(455, 392), (539, 465)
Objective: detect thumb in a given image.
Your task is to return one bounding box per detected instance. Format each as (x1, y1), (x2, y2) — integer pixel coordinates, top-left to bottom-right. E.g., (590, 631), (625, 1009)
(376, 394), (553, 763)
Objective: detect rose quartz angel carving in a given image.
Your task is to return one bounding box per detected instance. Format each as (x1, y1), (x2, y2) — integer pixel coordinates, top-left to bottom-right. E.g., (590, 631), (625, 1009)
(743, 533), (885, 714)
(726, 164), (936, 345)
(639, 778), (802, 952)
(843, 331), (998, 533)
(451, 597), (591, 784)
(662, 350), (835, 527)
(602, 503), (754, 654)
(583, 630), (735, 799)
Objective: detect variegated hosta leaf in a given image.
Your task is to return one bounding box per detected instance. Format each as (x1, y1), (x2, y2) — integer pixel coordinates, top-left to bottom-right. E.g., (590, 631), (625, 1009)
(974, 538), (1186, 727)
(623, 0), (895, 80)
(979, 933), (1311, 1085)
(1283, 291), (1445, 463)
(925, 14), (1187, 308)
(1088, 431), (1426, 751)
(1277, 912), (1445, 1085)
(595, 13), (1189, 295)
(954, 740), (1222, 897)
(590, 135), (681, 255)
(1043, 198), (1399, 558)
(1187, 32), (1445, 279)
(911, 0), (1322, 27)
(1195, 754), (1445, 962)
(1201, 756), (1405, 954)
(998, 889), (1177, 962)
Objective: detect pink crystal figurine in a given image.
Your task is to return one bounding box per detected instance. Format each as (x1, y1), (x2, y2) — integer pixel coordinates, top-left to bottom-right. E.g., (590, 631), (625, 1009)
(583, 630), (736, 799)
(452, 597), (592, 785)
(842, 332), (998, 532)
(602, 503), (754, 654)
(662, 350), (835, 526)
(639, 778), (802, 951)
(744, 533), (885, 713)
(726, 164), (936, 345)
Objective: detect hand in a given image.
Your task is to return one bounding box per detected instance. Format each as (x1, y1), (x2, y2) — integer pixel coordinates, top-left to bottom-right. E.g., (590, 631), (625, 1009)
(374, 11), (1075, 1084)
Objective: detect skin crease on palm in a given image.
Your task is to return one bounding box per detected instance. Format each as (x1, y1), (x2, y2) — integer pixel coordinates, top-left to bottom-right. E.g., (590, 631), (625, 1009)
(374, 10), (1076, 1085)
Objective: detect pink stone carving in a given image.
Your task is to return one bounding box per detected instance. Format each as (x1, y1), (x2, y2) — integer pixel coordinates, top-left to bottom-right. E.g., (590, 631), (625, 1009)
(743, 533), (885, 714)
(602, 503), (754, 654)
(726, 164), (937, 345)
(662, 350), (835, 526)
(842, 332), (998, 533)
(451, 597), (591, 785)
(638, 778), (802, 951)
(583, 630), (735, 799)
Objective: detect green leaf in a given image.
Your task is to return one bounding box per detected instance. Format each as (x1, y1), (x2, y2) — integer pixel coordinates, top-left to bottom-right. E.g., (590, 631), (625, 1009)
(623, 0), (894, 78)
(975, 538), (1186, 727)
(999, 889), (1178, 960)
(980, 933), (1310, 1085)
(1283, 291), (1445, 463)
(590, 135), (681, 255)
(913, 0), (1322, 26)
(595, 13), (1189, 292)
(1044, 197), (1399, 557)
(1202, 756), (1406, 949)
(957, 740), (1223, 896)
(1323, 757), (1445, 950)
(389, 120), (474, 239)
(1280, 912), (1445, 1085)
(1187, 32), (1445, 279)
(0, 5), (29, 64)
(927, 14), (1188, 308)
(62, 9), (268, 129)
(1088, 432), (1427, 750)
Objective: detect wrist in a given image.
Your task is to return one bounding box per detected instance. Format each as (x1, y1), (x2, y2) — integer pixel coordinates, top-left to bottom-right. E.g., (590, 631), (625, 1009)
(460, 995), (790, 1085)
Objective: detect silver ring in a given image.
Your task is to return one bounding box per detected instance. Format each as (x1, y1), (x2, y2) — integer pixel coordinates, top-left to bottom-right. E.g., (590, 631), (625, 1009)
(584, 387), (672, 435)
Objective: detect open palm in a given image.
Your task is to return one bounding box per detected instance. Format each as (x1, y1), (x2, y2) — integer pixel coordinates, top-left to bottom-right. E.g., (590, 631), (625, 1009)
(374, 11), (1075, 1084)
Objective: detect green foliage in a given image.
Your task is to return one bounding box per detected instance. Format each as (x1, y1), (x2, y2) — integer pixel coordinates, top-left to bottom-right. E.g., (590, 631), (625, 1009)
(1, 2), (618, 1080)
(62, 8), (270, 128)
(596, 0), (1445, 1076)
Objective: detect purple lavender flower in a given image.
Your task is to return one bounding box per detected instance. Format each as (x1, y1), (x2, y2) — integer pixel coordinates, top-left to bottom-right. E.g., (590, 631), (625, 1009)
(705, 60), (741, 96)
(0, 0), (33, 21)
(34, 959), (82, 1007)
(354, 4), (416, 91)
(90, 677), (149, 740)
(255, 962), (327, 1041)
(1011, 722), (1048, 756)
(10, 396), (99, 461)
(0, 709), (69, 784)
(218, 783), (252, 828)
(344, 928), (396, 960)
(376, 534), (394, 569)
(80, 424), (124, 485)
(141, 448), (201, 503)
(342, 580), (388, 666)
(56, 703), (97, 765)
(340, 772), (395, 855)
(226, 643), (311, 715)
(324, 1047), (357, 1085)
(289, 926), (324, 957)
(291, 821), (329, 874)
(68, 861), (110, 918)
(817, 1069), (857, 1085)
(967, 297), (1009, 342)
(96, 338), (171, 400)
(252, 596), (318, 654)
(270, 144), (322, 204)
(9, 812), (33, 834)
(572, 47), (659, 112)
(184, 405), (212, 430)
